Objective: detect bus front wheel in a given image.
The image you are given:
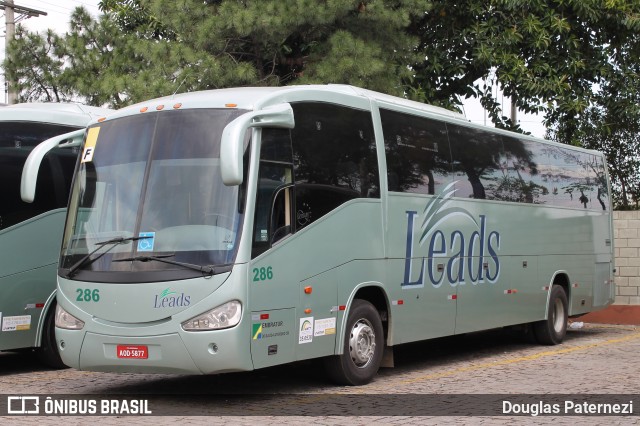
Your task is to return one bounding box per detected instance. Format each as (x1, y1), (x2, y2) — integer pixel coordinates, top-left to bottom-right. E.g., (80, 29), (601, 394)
(324, 299), (384, 386)
(36, 302), (67, 369)
(533, 285), (568, 345)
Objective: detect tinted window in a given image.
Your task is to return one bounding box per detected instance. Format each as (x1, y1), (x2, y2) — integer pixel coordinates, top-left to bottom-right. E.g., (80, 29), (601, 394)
(532, 143), (607, 210)
(494, 136), (543, 203)
(0, 122), (79, 230)
(447, 124), (505, 200)
(380, 108), (451, 195)
(291, 102), (379, 229)
(291, 103), (379, 198)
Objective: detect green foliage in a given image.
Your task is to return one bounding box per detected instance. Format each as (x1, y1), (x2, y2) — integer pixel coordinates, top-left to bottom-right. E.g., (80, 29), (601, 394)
(2, 1), (640, 204)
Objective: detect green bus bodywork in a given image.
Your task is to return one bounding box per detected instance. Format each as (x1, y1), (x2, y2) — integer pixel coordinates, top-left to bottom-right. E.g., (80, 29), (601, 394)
(46, 86), (614, 384)
(1, 103), (109, 367)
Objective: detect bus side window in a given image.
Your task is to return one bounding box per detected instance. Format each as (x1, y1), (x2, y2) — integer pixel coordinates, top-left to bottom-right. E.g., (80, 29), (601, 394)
(290, 102), (379, 231)
(252, 129), (294, 258)
(380, 108), (451, 195)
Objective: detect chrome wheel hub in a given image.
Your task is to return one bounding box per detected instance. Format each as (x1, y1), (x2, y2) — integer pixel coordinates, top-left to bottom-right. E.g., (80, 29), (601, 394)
(349, 319), (376, 368)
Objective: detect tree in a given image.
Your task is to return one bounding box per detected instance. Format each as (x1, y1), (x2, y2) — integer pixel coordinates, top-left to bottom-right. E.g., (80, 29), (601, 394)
(4, 1), (640, 193)
(3, 28), (67, 103)
(408, 0), (640, 138)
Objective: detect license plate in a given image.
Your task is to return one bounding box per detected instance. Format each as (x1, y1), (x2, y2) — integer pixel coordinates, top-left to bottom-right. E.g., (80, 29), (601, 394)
(116, 345), (148, 359)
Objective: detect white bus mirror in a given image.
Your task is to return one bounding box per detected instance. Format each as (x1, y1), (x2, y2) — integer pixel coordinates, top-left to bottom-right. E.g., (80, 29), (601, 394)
(21, 129), (86, 203)
(220, 103), (295, 185)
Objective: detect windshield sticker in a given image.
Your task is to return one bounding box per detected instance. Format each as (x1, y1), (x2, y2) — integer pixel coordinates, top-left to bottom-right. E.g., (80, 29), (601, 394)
(314, 317), (336, 337)
(137, 232), (155, 252)
(81, 127), (100, 163)
(298, 317), (314, 344)
(2, 315), (31, 331)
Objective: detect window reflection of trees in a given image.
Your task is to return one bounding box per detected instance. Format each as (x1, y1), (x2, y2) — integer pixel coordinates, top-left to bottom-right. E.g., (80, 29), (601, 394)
(379, 108), (607, 211)
(381, 109), (451, 195)
(485, 137), (545, 204)
(291, 103), (379, 199)
(448, 127), (539, 202)
(534, 144), (608, 210)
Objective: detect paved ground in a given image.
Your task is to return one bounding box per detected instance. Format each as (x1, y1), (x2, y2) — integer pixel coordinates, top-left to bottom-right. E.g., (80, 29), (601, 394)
(0, 323), (639, 425)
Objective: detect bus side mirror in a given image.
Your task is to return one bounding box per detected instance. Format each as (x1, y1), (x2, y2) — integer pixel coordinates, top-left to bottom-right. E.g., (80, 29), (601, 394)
(220, 103), (295, 186)
(21, 129), (86, 203)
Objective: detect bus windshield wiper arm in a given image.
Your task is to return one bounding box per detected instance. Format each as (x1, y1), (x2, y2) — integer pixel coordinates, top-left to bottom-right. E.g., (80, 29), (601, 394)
(65, 236), (146, 278)
(113, 254), (215, 276)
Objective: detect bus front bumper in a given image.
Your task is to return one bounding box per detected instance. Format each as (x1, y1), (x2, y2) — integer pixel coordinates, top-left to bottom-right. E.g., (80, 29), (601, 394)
(56, 328), (253, 375)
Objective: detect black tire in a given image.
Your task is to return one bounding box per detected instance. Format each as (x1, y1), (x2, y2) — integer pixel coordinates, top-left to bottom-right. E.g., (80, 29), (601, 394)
(533, 285), (568, 345)
(36, 302), (68, 369)
(324, 299), (384, 386)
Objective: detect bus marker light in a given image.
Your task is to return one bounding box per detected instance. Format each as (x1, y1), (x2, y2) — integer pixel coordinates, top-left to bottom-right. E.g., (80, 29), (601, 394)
(339, 305), (346, 311)
(97, 117), (106, 122)
(447, 295), (457, 300)
(573, 283), (579, 288)
(140, 107), (148, 113)
(392, 300), (404, 305)
(173, 103), (182, 109)
(225, 103), (238, 108)
(260, 313), (269, 320)
(304, 286), (312, 294)
(542, 286), (550, 291)
(304, 309), (312, 314)
(156, 105), (165, 111)
(25, 303), (44, 309)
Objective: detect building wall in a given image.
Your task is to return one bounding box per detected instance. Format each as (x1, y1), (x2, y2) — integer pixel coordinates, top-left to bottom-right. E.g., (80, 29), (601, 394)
(614, 210), (640, 305)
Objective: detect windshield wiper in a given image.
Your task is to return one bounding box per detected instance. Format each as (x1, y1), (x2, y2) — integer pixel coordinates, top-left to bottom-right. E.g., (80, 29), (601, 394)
(113, 254), (215, 276)
(65, 236), (146, 278)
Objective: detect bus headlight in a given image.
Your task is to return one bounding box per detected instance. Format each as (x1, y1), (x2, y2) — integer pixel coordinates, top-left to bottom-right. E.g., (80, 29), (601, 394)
(55, 304), (85, 330)
(181, 300), (242, 331)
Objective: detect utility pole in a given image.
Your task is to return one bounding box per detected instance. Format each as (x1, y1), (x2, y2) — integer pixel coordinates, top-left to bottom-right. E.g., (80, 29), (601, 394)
(0, 0), (47, 104)
(510, 97), (517, 127)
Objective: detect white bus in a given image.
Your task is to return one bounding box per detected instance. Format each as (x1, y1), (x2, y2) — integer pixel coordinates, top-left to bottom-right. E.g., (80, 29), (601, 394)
(24, 85), (613, 384)
(1, 103), (110, 367)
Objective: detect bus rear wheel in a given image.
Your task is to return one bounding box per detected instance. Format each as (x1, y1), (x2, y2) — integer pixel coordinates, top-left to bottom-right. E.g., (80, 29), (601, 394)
(533, 285), (568, 345)
(36, 301), (67, 369)
(324, 299), (384, 386)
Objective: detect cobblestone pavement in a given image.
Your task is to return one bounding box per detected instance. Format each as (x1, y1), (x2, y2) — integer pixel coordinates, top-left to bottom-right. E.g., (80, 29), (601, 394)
(1, 323), (639, 425)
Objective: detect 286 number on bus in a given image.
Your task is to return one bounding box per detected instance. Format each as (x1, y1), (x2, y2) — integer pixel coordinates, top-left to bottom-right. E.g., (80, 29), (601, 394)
(253, 266), (273, 282)
(76, 288), (100, 302)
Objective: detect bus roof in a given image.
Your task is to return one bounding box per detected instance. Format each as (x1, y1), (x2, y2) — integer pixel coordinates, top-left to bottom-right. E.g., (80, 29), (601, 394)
(0, 102), (111, 127)
(107, 85), (467, 122)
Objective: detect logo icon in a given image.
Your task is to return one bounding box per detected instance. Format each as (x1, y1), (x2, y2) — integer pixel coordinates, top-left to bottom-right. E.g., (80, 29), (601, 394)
(7, 396), (40, 414)
(252, 323), (263, 340)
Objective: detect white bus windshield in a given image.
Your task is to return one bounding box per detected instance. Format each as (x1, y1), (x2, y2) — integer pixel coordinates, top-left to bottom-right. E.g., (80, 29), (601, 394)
(59, 108), (248, 282)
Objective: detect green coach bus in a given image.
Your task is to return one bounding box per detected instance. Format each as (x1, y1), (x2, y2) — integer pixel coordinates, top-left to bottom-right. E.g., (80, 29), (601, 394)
(1, 102), (109, 367)
(23, 86), (613, 383)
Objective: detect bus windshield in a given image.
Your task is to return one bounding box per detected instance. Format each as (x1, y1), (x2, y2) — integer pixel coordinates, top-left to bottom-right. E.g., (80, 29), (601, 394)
(60, 108), (248, 282)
